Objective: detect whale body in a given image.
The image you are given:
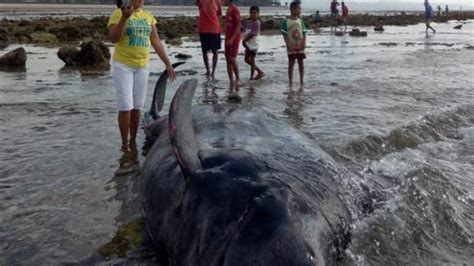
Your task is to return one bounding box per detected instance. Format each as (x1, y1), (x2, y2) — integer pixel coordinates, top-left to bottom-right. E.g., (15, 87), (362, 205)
(141, 77), (353, 265)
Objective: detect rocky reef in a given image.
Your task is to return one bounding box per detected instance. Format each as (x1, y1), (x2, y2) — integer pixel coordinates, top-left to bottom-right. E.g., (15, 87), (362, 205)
(0, 11), (473, 47)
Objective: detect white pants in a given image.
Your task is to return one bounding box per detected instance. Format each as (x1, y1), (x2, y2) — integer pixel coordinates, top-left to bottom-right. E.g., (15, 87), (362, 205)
(112, 60), (150, 111)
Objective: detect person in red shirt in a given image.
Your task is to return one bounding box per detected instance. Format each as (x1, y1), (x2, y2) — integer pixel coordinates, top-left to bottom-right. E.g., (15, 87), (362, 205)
(341, 2), (349, 32)
(224, 0), (241, 89)
(196, 0), (222, 81)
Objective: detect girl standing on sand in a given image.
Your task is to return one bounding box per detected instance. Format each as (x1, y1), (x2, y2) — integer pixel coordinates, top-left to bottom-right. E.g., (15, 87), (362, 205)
(108, 0), (176, 150)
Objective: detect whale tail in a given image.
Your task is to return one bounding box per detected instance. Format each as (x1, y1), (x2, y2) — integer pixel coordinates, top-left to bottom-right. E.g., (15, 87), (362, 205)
(147, 61), (185, 122)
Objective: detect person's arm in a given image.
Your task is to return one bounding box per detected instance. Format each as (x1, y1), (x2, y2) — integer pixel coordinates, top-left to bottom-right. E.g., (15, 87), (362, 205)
(150, 24), (176, 81)
(280, 19), (292, 52)
(302, 34), (306, 51)
(283, 35), (291, 52)
(302, 20), (307, 50)
(243, 33), (255, 43)
(216, 0), (222, 17)
(109, 7), (134, 43)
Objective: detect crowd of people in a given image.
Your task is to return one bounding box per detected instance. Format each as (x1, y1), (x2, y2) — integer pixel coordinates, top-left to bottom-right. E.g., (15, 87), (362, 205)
(319, 0), (449, 35)
(106, 0), (309, 150)
(106, 0), (451, 150)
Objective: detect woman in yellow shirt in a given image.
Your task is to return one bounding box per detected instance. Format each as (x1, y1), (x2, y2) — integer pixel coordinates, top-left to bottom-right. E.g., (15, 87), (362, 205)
(108, 0), (176, 150)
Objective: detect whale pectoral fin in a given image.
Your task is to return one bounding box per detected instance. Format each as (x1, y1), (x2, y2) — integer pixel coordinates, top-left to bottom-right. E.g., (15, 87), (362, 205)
(149, 62), (186, 119)
(168, 79), (202, 177)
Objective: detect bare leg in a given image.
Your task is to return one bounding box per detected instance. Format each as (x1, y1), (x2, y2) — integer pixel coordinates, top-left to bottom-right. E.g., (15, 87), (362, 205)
(211, 50), (218, 80)
(226, 57), (234, 88)
(129, 109), (140, 147)
(288, 56), (296, 88)
(244, 50), (254, 80)
(202, 49), (210, 80)
(118, 110), (131, 150)
(254, 61), (265, 80)
(297, 58), (304, 89)
(231, 57), (240, 86)
(426, 20), (436, 33)
(428, 24), (436, 33)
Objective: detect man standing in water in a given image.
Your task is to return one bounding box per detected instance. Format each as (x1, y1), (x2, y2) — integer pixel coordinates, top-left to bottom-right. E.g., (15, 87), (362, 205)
(424, 0), (436, 34)
(196, 0), (222, 81)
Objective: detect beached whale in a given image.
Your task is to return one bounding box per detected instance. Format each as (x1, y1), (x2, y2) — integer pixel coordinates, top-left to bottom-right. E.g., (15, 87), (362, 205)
(141, 73), (353, 265)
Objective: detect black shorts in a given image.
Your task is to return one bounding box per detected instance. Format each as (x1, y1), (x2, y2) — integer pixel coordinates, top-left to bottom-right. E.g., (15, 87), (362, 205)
(245, 48), (257, 57)
(200, 33), (221, 52)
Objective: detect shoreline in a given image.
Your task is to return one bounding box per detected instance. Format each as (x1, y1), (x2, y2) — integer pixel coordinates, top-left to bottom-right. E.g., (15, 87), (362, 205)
(1, 11), (474, 47)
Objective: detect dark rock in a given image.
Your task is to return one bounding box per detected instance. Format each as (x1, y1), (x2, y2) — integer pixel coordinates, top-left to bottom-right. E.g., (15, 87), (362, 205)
(334, 31), (344, 36)
(166, 38), (183, 46)
(48, 25), (83, 42)
(57, 41), (110, 68)
(18, 20), (30, 27)
(58, 46), (80, 66)
(349, 29), (368, 37)
(76, 40), (110, 66)
(0, 47), (27, 68)
(453, 24), (462, 29)
(257, 51), (274, 56)
(0, 28), (9, 42)
(261, 18), (278, 30)
(175, 53), (192, 60)
(374, 26), (385, 31)
(379, 42), (398, 47)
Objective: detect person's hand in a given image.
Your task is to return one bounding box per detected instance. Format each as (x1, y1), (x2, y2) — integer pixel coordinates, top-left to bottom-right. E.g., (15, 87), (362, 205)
(121, 5), (134, 19)
(166, 64), (176, 82)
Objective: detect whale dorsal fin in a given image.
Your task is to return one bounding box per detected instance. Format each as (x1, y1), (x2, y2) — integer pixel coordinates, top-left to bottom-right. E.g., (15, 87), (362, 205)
(149, 62), (186, 119)
(168, 79), (202, 176)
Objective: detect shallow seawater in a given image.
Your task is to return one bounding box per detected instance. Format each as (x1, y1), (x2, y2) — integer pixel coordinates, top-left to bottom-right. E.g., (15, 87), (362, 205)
(1, 21), (473, 265)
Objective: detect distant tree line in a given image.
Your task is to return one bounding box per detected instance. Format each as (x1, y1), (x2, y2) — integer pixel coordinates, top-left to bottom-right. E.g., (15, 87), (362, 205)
(0, 0), (279, 6)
